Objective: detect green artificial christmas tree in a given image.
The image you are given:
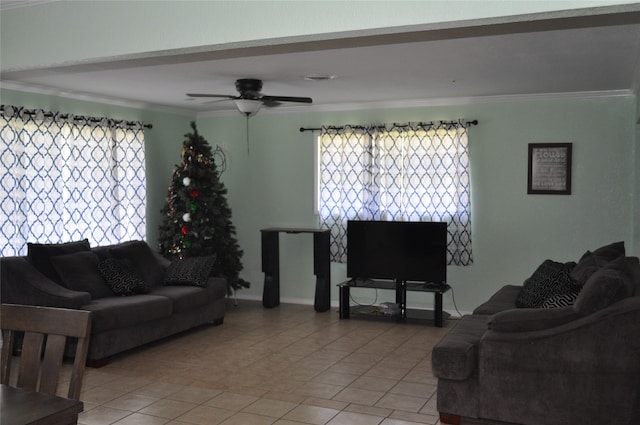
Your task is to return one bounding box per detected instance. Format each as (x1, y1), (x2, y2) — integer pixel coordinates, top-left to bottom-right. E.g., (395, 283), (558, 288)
(158, 122), (249, 294)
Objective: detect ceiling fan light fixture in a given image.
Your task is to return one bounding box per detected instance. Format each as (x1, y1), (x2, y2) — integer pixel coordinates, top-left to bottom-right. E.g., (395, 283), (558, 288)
(234, 99), (262, 116)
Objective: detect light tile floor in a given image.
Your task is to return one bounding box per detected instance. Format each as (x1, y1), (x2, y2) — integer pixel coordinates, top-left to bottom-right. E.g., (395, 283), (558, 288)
(66, 300), (454, 425)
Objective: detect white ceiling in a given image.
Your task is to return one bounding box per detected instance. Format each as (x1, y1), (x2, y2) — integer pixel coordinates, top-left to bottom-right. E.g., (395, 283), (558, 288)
(2, 5), (640, 115)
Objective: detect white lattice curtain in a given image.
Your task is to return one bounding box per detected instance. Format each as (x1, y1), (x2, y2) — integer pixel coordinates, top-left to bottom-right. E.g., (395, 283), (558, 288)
(0, 105), (147, 256)
(318, 121), (472, 265)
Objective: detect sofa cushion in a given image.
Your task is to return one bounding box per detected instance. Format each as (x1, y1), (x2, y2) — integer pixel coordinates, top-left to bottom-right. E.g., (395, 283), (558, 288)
(149, 285), (208, 313)
(98, 258), (149, 296)
(432, 314), (490, 381)
(27, 239), (91, 285)
(50, 251), (114, 299)
(151, 276), (226, 313)
(515, 260), (576, 308)
(110, 240), (166, 288)
(473, 285), (521, 315)
(81, 294), (172, 333)
(573, 256), (638, 315)
(570, 241), (625, 285)
(165, 256), (215, 287)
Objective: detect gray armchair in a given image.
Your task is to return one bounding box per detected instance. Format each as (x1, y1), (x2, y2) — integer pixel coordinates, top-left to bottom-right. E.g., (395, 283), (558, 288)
(433, 254), (640, 425)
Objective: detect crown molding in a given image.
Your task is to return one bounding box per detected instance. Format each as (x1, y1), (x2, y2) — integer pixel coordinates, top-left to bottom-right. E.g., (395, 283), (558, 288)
(0, 0), (60, 10)
(2, 80), (634, 119)
(0, 80), (196, 117)
(197, 89), (636, 118)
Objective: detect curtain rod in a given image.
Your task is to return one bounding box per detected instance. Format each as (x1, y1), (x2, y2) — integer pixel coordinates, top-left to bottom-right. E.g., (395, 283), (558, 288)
(0, 106), (153, 129)
(299, 119), (478, 133)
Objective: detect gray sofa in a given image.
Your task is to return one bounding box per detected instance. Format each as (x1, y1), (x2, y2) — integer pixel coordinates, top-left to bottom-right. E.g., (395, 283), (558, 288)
(1, 240), (227, 365)
(432, 242), (640, 425)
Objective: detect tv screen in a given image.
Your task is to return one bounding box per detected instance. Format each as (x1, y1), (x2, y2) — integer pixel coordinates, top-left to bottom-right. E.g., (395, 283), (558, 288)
(346, 220), (447, 283)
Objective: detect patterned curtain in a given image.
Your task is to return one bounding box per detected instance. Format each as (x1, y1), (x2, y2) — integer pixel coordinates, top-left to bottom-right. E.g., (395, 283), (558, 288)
(318, 121), (472, 265)
(0, 105), (147, 256)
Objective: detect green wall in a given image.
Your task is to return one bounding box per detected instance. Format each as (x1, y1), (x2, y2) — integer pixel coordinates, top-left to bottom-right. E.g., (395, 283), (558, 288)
(2, 88), (637, 313)
(2, 0), (639, 314)
(198, 95), (637, 312)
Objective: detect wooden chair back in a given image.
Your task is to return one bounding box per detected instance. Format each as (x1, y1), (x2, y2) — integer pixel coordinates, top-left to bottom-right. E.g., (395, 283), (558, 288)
(1, 303), (92, 400)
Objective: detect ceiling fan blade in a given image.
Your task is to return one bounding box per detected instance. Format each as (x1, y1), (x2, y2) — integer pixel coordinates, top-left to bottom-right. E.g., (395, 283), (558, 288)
(261, 95), (313, 104)
(261, 99), (282, 108)
(186, 93), (237, 99)
(203, 98), (237, 105)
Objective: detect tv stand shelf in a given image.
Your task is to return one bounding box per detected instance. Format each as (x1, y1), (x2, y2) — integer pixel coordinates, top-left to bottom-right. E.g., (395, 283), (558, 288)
(338, 279), (451, 327)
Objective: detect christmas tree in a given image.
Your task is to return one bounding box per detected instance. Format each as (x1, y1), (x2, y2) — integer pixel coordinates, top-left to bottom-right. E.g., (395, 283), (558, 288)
(158, 122), (249, 294)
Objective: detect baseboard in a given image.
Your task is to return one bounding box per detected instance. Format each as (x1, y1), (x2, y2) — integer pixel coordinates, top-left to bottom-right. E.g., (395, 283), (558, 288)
(231, 294), (470, 318)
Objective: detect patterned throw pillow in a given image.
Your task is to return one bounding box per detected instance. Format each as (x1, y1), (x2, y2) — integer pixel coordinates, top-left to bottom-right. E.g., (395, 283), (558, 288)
(165, 256), (216, 287)
(97, 258), (149, 296)
(539, 290), (580, 309)
(516, 260), (576, 308)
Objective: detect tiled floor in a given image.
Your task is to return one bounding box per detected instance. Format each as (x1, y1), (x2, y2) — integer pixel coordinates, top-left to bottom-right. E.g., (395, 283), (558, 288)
(67, 300), (453, 425)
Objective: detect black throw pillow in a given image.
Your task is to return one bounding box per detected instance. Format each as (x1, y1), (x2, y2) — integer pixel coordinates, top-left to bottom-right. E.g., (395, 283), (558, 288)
(110, 240), (166, 288)
(516, 260), (576, 308)
(27, 239), (91, 285)
(97, 258), (149, 296)
(574, 256), (638, 315)
(50, 251), (114, 299)
(570, 241), (625, 285)
(165, 256), (216, 287)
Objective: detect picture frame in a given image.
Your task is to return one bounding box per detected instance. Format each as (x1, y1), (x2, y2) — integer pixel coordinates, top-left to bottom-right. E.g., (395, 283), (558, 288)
(527, 143), (572, 195)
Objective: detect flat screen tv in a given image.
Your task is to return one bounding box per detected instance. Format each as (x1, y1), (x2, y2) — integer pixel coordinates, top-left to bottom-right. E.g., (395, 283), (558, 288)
(347, 220), (447, 283)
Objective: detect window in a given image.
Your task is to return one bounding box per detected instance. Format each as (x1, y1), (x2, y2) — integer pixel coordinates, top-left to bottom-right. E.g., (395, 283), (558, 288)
(317, 122), (472, 265)
(0, 106), (147, 256)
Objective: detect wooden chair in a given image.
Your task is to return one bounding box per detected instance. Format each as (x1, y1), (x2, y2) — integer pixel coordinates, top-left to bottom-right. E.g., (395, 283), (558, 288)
(1, 303), (91, 400)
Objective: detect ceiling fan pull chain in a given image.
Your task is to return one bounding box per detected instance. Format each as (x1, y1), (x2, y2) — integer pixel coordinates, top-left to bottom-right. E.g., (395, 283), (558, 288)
(246, 115), (250, 156)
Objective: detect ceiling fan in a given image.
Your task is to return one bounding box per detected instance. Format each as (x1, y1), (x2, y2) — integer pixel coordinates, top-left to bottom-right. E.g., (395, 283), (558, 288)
(187, 78), (312, 116)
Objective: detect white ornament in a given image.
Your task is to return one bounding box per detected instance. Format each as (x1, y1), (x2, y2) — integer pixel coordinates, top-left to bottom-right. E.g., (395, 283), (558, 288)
(183, 177), (191, 186)
(182, 213), (191, 222)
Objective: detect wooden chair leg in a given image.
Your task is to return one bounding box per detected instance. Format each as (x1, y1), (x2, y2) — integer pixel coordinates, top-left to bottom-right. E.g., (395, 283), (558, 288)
(439, 412), (461, 425)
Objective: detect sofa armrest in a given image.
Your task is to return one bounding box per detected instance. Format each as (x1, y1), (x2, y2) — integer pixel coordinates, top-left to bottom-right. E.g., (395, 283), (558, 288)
(1, 257), (91, 309)
(487, 306), (583, 332)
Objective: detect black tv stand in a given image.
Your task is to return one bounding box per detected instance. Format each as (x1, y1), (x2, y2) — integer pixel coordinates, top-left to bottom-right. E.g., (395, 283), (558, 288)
(338, 279), (451, 327)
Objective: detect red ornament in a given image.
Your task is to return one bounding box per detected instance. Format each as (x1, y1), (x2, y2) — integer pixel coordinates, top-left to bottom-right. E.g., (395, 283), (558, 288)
(190, 189), (200, 198)
(181, 225), (189, 235)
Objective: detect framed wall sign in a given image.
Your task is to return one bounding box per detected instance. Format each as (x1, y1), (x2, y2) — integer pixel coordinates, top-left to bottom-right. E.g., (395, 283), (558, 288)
(527, 143), (572, 195)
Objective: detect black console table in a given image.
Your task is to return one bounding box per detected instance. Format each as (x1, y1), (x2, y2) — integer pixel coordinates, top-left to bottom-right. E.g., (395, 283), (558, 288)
(261, 228), (331, 312)
(338, 279), (451, 327)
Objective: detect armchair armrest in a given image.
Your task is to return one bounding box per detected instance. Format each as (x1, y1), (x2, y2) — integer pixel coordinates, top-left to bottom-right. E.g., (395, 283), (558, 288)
(483, 296), (640, 342)
(1, 257), (91, 309)
(487, 306), (582, 332)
